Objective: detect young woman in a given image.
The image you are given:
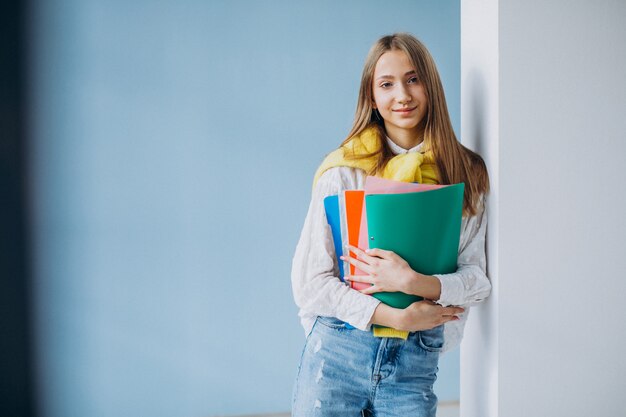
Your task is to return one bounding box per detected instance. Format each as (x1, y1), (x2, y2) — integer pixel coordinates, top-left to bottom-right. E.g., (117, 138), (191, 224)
(291, 33), (491, 417)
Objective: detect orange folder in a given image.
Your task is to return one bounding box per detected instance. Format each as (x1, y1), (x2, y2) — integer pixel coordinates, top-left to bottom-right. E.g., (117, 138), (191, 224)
(343, 190), (365, 279)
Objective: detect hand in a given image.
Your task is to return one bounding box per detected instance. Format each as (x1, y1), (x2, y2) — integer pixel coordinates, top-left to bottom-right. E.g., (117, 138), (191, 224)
(341, 245), (416, 295)
(397, 300), (464, 332)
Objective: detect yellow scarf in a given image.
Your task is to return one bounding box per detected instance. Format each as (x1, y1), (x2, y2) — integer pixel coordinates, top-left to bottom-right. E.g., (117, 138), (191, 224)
(314, 126), (439, 340)
(313, 126), (439, 188)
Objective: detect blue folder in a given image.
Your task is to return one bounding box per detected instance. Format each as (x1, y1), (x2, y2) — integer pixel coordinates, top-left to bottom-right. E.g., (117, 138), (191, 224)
(323, 195), (356, 329)
(323, 195), (345, 281)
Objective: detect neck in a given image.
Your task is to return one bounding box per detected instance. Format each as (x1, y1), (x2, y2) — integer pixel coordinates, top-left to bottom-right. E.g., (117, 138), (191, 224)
(384, 124), (425, 150)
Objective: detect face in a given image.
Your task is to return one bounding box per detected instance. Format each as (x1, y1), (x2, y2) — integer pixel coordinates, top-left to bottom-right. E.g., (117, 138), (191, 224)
(372, 49), (428, 144)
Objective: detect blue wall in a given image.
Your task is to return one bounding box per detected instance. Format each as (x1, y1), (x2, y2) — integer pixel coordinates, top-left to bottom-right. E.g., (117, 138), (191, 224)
(29, 1), (460, 416)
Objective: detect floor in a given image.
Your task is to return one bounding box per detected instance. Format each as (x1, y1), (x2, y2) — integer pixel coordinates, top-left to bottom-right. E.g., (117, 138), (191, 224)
(436, 401), (461, 417)
(230, 401), (460, 417)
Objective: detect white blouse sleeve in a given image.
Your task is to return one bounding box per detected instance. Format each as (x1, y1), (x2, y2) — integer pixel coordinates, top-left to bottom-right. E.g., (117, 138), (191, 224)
(290, 168), (381, 331)
(434, 196), (492, 307)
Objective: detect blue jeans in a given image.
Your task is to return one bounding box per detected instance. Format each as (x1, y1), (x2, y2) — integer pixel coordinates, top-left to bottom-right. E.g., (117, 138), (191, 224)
(292, 316), (444, 417)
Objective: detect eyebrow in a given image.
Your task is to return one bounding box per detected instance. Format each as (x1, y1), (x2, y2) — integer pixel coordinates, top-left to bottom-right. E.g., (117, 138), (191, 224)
(376, 70), (417, 81)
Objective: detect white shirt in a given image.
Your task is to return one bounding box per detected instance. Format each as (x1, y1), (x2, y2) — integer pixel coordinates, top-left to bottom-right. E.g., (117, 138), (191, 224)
(290, 138), (491, 353)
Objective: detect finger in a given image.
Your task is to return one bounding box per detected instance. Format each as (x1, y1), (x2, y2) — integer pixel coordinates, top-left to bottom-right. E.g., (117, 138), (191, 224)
(346, 245), (380, 264)
(340, 254), (374, 274)
(364, 247), (395, 260)
(359, 285), (380, 295)
(442, 306), (465, 316)
(346, 275), (374, 284)
(346, 244), (366, 255)
(439, 316), (460, 325)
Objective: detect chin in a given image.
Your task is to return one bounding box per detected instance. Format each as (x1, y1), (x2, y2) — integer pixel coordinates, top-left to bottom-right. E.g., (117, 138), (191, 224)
(395, 122), (421, 130)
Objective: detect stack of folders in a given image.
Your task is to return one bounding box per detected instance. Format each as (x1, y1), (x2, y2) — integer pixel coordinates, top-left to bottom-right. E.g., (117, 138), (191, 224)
(323, 176), (465, 336)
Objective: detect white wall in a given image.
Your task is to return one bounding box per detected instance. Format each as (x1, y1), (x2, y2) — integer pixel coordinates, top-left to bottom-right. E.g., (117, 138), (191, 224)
(462, 1), (626, 416)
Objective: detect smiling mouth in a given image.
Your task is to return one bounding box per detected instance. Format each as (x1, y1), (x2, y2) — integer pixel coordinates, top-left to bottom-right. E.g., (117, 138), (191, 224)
(392, 106), (417, 113)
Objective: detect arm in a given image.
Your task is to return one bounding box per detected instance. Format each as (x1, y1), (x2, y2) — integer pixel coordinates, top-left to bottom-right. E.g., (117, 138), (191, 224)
(433, 197), (491, 307)
(344, 196), (491, 307)
(290, 168), (381, 331)
(344, 246), (443, 300)
(369, 300), (464, 332)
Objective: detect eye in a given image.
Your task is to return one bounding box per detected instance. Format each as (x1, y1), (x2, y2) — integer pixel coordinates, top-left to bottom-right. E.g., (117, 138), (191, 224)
(407, 76), (419, 84)
(380, 82), (393, 88)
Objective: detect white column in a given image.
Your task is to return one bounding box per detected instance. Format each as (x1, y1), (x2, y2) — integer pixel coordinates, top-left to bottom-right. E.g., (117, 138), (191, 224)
(460, 1), (499, 417)
(461, 1), (626, 416)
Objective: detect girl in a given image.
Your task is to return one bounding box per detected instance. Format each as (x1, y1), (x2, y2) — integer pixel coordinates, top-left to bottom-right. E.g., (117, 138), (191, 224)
(291, 33), (490, 417)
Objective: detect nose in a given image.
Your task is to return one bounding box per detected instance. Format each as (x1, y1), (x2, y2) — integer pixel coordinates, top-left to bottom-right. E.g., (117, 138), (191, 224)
(396, 84), (412, 104)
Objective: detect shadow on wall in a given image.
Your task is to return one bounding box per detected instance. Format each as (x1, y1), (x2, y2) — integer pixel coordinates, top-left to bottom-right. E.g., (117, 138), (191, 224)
(461, 68), (496, 417)
(467, 69), (487, 158)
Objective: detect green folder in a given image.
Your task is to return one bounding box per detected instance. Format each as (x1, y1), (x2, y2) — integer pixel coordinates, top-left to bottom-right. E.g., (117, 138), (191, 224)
(365, 183), (465, 309)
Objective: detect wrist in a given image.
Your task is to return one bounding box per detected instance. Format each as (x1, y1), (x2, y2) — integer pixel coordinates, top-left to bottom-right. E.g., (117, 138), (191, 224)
(406, 272), (442, 301)
(394, 308), (409, 331)
(370, 303), (406, 330)
(405, 270), (423, 295)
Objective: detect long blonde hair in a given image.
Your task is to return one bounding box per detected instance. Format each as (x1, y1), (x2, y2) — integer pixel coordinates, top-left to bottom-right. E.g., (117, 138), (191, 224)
(343, 33), (489, 216)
